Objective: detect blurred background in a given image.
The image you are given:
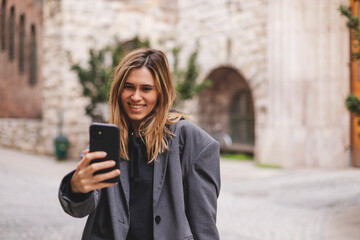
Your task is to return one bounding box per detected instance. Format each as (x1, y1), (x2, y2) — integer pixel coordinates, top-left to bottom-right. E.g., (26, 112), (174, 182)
(0, 0), (355, 168)
(2, 0), (360, 239)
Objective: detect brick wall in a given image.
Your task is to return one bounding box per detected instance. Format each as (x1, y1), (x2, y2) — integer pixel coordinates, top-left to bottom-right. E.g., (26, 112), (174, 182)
(0, 0), (43, 118)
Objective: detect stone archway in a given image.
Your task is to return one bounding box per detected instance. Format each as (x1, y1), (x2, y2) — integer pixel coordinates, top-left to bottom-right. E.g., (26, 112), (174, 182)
(198, 66), (254, 153)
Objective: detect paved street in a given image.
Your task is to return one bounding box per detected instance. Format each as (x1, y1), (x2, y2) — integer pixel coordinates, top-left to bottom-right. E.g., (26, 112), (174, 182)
(1, 147), (360, 240)
(218, 160), (360, 240)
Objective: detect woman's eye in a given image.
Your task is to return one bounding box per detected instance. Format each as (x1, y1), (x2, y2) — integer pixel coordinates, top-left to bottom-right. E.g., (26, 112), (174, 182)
(124, 85), (134, 89)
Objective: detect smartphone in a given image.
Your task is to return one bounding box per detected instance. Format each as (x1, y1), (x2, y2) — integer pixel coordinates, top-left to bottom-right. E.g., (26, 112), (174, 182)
(89, 122), (120, 183)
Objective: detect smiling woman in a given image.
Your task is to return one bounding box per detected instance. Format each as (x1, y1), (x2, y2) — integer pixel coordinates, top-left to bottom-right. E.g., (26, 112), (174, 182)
(109, 48), (180, 163)
(58, 48), (221, 240)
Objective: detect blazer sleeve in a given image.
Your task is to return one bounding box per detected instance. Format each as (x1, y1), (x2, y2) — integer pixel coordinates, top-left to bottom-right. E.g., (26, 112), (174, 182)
(58, 170), (102, 218)
(183, 137), (221, 240)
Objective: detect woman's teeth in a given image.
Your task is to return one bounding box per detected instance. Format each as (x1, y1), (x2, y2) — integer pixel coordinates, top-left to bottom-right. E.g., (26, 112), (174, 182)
(130, 105), (143, 109)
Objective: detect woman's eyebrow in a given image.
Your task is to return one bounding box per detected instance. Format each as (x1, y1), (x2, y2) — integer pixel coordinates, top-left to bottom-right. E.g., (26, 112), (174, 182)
(124, 82), (155, 88)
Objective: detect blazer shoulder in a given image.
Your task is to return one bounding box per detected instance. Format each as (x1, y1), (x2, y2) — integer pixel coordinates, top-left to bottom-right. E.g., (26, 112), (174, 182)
(171, 120), (218, 150)
(172, 119), (208, 136)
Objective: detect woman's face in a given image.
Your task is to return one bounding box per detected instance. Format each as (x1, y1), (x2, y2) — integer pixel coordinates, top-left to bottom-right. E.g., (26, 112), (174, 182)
(120, 67), (159, 130)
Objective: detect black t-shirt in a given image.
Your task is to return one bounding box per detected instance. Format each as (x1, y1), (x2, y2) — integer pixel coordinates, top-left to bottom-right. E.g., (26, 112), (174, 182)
(126, 134), (154, 240)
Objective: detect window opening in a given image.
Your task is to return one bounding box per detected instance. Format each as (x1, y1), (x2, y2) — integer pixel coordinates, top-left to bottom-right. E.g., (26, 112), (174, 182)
(1, 0), (6, 50)
(230, 90), (255, 145)
(9, 5), (14, 60)
(29, 24), (37, 85)
(19, 14), (25, 73)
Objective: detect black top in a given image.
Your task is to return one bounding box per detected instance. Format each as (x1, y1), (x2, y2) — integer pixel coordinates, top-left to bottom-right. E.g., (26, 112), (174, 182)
(126, 133), (154, 240)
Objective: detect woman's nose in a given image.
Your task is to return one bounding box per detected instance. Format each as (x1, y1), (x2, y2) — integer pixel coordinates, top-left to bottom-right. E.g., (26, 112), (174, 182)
(131, 90), (141, 101)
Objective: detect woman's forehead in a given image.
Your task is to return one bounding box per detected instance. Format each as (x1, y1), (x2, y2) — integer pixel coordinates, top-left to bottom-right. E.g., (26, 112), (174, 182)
(125, 67), (155, 85)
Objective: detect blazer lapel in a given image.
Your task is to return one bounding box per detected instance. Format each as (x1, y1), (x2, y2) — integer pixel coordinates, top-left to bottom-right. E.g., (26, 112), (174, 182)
(119, 151), (169, 208)
(153, 151), (169, 207)
(107, 161), (130, 239)
(119, 159), (130, 210)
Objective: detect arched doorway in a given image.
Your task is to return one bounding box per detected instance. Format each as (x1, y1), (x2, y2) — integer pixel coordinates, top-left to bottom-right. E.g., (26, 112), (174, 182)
(198, 67), (254, 153)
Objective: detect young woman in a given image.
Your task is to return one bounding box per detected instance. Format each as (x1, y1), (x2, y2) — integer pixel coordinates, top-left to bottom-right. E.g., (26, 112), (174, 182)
(59, 48), (221, 240)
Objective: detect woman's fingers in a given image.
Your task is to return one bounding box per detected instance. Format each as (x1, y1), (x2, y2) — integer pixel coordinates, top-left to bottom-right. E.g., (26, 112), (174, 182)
(73, 168), (120, 193)
(92, 169), (121, 183)
(78, 151), (107, 168)
(71, 150), (120, 193)
(89, 160), (116, 174)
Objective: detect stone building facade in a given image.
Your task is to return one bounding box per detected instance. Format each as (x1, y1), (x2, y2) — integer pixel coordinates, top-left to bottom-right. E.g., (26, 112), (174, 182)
(178, 0), (267, 155)
(0, 0), (44, 153)
(0, 0), (352, 168)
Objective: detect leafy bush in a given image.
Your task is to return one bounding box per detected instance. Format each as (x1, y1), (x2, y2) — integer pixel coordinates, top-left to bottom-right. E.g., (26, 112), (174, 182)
(72, 38), (210, 121)
(71, 37), (150, 122)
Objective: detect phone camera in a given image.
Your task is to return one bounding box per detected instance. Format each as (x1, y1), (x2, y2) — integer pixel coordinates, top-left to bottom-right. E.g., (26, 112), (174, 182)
(91, 127), (104, 140)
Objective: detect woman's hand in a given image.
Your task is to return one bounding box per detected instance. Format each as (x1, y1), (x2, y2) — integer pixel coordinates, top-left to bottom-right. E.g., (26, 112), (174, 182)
(70, 149), (121, 193)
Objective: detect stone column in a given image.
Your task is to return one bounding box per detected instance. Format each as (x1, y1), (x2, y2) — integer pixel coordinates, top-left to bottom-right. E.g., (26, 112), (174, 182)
(257, 0), (350, 167)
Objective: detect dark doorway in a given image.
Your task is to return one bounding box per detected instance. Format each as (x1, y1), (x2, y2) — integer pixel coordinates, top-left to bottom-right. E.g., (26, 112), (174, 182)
(198, 67), (255, 153)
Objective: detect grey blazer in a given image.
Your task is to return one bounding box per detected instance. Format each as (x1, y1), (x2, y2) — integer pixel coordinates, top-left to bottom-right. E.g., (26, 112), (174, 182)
(59, 120), (221, 240)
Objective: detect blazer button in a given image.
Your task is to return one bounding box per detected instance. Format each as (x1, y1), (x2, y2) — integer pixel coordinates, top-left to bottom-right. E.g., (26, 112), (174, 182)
(155, 216), (161, 224)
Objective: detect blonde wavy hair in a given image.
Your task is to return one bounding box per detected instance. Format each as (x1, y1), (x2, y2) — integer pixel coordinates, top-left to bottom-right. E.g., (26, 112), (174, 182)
(109, 48), (184, 163)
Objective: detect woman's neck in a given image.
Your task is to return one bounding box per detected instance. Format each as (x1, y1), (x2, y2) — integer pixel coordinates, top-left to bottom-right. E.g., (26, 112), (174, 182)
(131, 122), (140, 137)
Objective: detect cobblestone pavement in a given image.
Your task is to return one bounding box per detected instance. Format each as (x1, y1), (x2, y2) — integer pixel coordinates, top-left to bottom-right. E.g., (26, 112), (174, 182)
(1, 147), (360, 240)
(0, 148), (85, 240)
(218, 159), (360, 240)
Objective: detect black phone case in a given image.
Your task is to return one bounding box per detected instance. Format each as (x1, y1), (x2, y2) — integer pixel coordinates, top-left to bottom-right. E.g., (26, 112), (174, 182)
(89, 122), (120, 183)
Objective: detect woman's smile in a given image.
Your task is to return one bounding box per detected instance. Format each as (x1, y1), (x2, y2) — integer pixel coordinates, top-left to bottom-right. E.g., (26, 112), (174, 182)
(128, 103), (147, 112)
(130, 104), (145, 109)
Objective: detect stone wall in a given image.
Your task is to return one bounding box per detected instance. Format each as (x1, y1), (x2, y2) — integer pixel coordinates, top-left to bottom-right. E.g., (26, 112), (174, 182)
(41, 0), (91, 158)
(175, 0), (269, 148)
(0, 118), (43, 153)
(39, 0), (180, 159)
